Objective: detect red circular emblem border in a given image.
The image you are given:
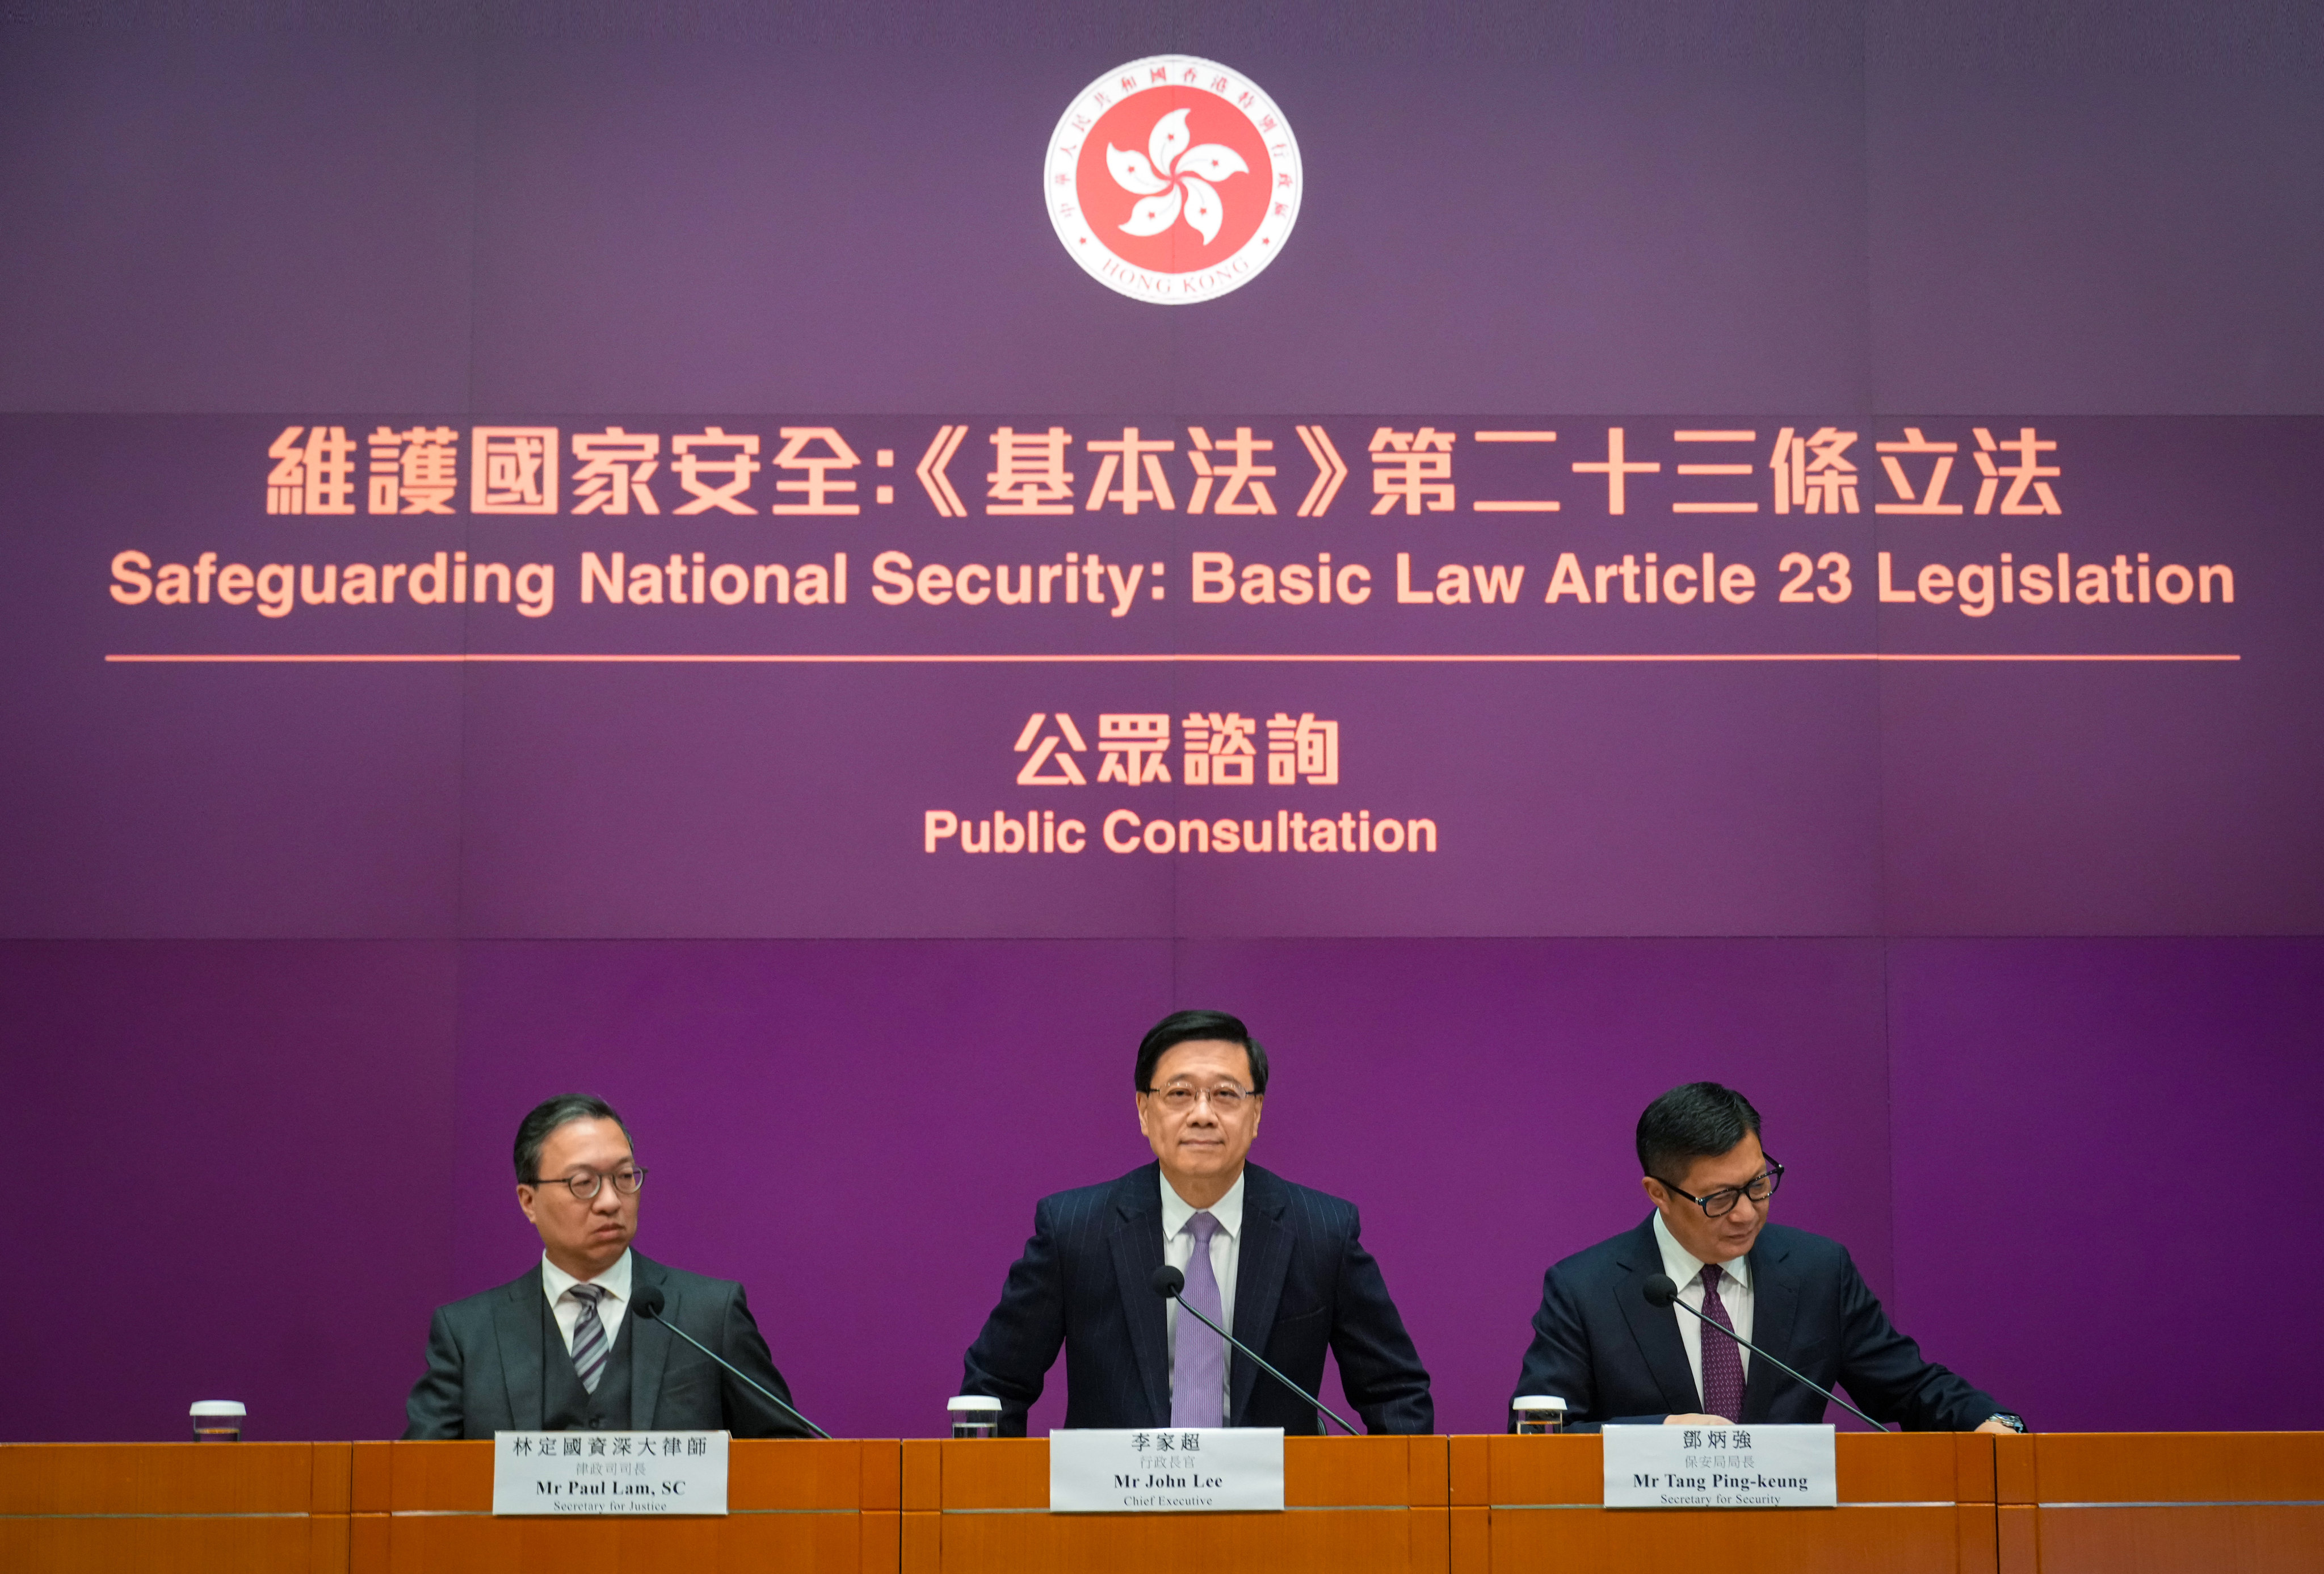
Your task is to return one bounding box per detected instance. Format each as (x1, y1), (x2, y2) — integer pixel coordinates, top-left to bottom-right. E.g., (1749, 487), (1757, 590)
(1044, 56), (1303, 305)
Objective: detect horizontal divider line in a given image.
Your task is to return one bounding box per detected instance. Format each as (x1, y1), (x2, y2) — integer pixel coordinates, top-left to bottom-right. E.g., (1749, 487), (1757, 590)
(0, 1511), (313, 1520)
(940, 1504), (1411, 1514)
(376, 1507), (867, 1517)
(2039, 1500), (2324, 1509)
(104, 652), (2241, 665)
(379, 1508), (875, 1517)
(1493, 1500), (1958, 1510)
(18, 1499), (2312, 1518)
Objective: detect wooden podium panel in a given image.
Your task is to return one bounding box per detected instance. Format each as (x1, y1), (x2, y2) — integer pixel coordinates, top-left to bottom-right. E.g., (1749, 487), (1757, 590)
(1997, 1432), (2324, 1574)
(348, 1439), (899, 1574)
(1448, 1430), (1998, 1574)
(0, 1442), (340, 1574)
(899, 1435), (1452, 1574)
(5, 1430), (2316, 1572)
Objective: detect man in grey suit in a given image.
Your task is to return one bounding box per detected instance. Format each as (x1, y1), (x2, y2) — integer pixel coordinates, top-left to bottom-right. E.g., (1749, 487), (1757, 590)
(403, 1094), (811, 1439)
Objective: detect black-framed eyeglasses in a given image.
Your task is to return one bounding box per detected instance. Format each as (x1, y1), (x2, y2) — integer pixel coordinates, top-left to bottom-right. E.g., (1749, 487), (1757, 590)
(528, 1166), (648, 1201)
(1658, 1161), (1783, 1218)
(1138, 1084), (1257, 1114)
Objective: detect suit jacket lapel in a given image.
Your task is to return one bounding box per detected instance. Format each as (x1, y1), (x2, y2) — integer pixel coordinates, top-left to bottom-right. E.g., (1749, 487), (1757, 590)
(1741, 1233), (1798, 1424)
(1229, 1168), (1292, 1425)
(1613, 1218), (1703, 1415)
(628, 1254), (674, 1430)
(492, 1267), (547, 1430)
(1107, 1168), (1170, 1424)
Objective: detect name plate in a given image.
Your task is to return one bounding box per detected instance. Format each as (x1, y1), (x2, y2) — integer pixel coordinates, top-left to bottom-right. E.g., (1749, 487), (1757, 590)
(1049, 1428), (1285, 1513)
(1602, 1424), (1836, 1509)
(491, 1431), (729, 1516)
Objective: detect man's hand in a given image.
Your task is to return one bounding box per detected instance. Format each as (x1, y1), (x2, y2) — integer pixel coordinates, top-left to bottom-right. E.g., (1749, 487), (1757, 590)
(1663, 1412), (1732, 1426)
(1974, 1417), (2019, 1435)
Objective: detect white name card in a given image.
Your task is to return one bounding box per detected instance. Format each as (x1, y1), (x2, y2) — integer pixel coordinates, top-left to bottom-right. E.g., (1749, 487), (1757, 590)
(1049, 1428), (1285, 1513)
(1602, 1424), (1836, 1509)
(491, 1431), (729, 1516)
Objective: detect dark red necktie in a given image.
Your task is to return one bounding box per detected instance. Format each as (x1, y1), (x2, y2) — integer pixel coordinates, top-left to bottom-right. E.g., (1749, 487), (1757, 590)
(1697, 1264), (1746, 1420)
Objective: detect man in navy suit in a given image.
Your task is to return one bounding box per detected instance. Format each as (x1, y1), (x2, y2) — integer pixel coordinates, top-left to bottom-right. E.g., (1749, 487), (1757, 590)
(961, 1010), (1433, 1435)
(1514, 1082), (2023, 1434)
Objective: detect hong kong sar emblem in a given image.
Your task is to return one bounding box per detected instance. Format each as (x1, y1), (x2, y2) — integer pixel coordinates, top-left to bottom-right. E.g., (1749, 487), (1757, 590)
(1045, 55), (1302, 305)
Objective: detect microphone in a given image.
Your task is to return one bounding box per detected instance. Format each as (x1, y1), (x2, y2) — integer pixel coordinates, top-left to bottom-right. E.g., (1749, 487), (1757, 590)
(1641, 1273), (1886, 1432)
(630, 1283), (833, 1441)
(1149, 1265), (1358, 1437)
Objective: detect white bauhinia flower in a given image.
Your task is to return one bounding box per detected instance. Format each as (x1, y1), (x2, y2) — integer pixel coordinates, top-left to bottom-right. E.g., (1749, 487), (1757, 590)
(1105, 107), (1250, 245)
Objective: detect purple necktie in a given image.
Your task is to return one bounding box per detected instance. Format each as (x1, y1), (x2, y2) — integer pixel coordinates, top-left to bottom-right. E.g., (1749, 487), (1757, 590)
(1697, 1264), (1745, 1421)
(1171, 1212), (1226, 1428)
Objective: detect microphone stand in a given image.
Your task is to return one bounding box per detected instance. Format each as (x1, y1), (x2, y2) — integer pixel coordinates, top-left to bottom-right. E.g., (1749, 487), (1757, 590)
(636, 1304), (833, 1440)
(1165, 1286), (1359, 1437)
(1654, 1290), (1888, 1432)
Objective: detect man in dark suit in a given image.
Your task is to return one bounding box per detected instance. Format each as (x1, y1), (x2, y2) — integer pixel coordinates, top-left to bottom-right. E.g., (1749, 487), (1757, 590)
(961, 1010), (1432, 1436)
(1514, 1081), (2023, 1434)
(403, 1094), (812, 1439)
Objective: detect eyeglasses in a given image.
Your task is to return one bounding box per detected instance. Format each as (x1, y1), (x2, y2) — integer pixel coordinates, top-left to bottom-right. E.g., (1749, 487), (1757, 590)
(1658, 1161), (1783, 1218)
(528, 1166), (648, 1201)
(1140, 1084), (1258, 1114)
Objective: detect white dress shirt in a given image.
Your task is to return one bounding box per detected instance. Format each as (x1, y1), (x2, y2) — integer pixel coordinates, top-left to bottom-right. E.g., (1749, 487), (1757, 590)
(541, 1249), (633, 1355)
(1652, 1211), (1753, 1409)
(1160, 1169), (1245, 1416)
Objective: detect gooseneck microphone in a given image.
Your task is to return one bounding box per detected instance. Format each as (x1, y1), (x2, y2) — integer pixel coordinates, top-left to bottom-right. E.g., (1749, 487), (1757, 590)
(1641, 1273), (1886, 1432)
(631, 1283), (833, 1441)
(1149, 1265), (1359, 1437)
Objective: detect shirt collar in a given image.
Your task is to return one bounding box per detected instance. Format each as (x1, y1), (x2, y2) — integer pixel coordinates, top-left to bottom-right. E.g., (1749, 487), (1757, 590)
(1160, 1168), (1246, 1242)
(1652, 1210), (1751, 1293)
(541, 1248), (634, 1307)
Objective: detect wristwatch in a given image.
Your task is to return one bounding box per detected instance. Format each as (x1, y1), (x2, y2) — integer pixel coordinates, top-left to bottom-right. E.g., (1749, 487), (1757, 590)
(1986, 1413), (2028, 1433)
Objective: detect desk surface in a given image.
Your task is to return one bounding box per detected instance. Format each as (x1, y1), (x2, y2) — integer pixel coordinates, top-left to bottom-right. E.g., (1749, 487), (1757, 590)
(1996, 1432), (2324, 1574)
(1454, 1431), (1993, 1574)
(2, 1433), (2317, 1574)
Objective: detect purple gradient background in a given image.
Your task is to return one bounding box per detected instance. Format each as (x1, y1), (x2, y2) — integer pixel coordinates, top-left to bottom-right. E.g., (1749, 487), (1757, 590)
(3, 1), (2322, 1441)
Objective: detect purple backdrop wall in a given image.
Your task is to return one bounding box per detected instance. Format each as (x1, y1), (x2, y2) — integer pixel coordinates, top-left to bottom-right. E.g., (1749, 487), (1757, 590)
(11, 935), (2319, 1438)
(4, 1), (2321, 1441)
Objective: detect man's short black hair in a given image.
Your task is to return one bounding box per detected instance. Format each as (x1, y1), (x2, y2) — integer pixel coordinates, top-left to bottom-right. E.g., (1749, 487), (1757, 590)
(1636, 1081), (1761, 1182)
(1135, 1010), (1270, 1095)
(514, 1093), (631, 1184)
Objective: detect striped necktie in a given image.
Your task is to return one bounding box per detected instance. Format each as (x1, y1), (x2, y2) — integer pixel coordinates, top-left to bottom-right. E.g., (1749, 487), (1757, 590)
(568, 1283), (612, 1395)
